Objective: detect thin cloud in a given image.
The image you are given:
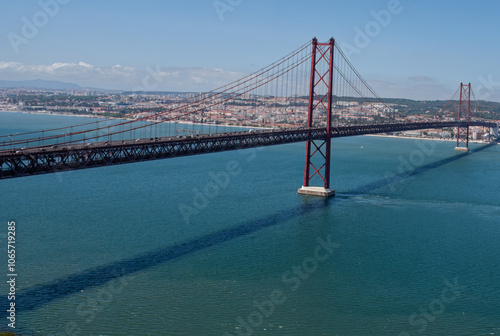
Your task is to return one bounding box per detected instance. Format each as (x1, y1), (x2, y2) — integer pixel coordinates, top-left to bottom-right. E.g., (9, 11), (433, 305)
(408, 76), (435, 83)
(0, 61), (246, 91)
(368, 78), (453, 101)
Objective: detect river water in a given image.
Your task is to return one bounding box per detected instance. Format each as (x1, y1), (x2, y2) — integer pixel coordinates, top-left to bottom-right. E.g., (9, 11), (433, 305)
(1, 112), (499, 335)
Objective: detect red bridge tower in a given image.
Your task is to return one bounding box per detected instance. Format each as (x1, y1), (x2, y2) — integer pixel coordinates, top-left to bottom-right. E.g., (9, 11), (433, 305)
(455, 83), (471, 152)
(298, 38), (336, 197)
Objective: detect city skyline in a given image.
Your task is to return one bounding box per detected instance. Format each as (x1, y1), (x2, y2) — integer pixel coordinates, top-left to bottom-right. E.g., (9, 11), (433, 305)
(1, 0), (500, 101)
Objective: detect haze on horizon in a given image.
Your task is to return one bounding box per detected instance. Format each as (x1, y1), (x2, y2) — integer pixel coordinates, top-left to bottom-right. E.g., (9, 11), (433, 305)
(1, 0), (500, 102)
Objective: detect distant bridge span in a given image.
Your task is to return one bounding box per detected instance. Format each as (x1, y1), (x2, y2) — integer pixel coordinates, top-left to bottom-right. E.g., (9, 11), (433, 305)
(0, 121), (496, 179)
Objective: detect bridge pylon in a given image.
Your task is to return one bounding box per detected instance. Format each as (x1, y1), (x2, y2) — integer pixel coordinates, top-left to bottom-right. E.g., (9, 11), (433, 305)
(298, 38), (336, 197)
(455, 83), (471, 152)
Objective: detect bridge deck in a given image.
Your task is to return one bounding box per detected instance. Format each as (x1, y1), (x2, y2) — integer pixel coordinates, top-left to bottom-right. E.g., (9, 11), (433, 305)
(0, 121), (496, 179)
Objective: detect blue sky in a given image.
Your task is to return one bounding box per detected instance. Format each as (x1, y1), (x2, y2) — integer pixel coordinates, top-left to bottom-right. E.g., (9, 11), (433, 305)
(1, 0), (500, 101)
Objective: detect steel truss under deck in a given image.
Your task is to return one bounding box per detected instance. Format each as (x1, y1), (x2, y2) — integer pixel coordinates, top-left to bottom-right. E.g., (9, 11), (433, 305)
(0, 121), (496, 179)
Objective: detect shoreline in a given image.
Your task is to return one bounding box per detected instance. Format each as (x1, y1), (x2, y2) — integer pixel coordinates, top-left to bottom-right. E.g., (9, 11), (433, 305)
(1, 109), (497, 144)
(364, 133), (497, 145)
(0, 109), (115, 119)
(0, 109), (268, 130)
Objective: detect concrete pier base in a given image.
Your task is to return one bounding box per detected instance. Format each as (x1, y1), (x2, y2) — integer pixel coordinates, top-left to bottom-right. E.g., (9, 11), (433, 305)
(297, 186), (335, 197)
(454, 147), (470, 152)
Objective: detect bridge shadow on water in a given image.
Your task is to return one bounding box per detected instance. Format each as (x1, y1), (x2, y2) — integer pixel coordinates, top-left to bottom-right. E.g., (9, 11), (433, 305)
(342, 142), (496, 196)
(2, 143), (494, 318)
(2, 197), (333, 318)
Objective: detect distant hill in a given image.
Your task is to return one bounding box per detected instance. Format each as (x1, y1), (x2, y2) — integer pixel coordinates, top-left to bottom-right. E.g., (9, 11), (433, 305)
(0, 79), (82, 90)
(379, 97), (500, 121)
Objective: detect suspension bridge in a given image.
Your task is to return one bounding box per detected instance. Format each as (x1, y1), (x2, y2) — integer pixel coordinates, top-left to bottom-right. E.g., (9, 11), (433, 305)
(0, 38), (497, 197)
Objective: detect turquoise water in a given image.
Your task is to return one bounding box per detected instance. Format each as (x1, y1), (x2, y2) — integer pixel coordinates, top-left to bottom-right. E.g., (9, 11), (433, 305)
(0, 112), (249, 150)
(1, 112), (500, 335)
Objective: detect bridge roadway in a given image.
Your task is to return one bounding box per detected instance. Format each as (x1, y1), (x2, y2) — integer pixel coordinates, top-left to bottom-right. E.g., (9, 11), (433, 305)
(0, 121), (497, 179)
